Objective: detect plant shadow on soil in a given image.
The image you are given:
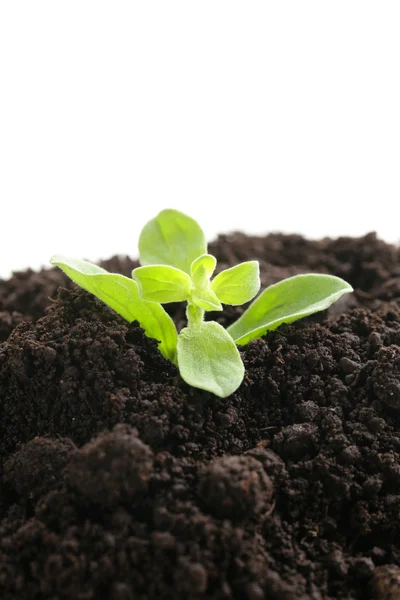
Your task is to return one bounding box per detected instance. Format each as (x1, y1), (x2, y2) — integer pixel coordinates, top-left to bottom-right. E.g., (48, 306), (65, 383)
(1, 232), (400, 599)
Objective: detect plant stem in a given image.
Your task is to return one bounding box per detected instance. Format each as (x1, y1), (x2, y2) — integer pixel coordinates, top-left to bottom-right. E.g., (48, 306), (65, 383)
(186, 302), (204, 328)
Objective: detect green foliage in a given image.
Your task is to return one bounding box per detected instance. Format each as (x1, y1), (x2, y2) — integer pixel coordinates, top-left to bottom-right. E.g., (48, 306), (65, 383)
(51, 209), (353, 398)
(138, 209), (207, 274)
(177, 321), (244, 398)
(190, 254), (217, 285)
(189, 254), (222, 311)
(211, 261), (260, 305)
(191, 286), (222, 312)
(132, 265), (192, 303)
(50, 256), (178, 362)
(227, 273), (353, 345)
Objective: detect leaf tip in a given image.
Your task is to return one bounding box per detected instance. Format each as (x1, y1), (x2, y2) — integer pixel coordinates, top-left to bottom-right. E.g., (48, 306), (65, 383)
(50, 255), (62, 266)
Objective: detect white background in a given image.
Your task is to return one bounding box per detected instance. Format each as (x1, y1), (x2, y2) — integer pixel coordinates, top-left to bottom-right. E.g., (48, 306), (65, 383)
(1, 2), (399, 279)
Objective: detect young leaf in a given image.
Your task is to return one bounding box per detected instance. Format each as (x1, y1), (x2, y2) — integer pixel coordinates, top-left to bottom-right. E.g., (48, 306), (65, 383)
(50, 255), (178, 361)
(227, 273), (353, 345)
(132, 265), (191, 303)
(191, 287), (222, 312)
(211, 261), (260, 305)
(190, 254), (217, 288)
(177, 321), (244, 397)
(139, 209), (207, 273)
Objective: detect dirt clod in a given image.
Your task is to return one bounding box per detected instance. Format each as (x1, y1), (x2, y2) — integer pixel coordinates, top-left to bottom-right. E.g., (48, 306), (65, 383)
(370, 564), (400, 599)
(66, 424), (154, 507)
(198, 454), (274, 519)
(3, 436), (76, 500)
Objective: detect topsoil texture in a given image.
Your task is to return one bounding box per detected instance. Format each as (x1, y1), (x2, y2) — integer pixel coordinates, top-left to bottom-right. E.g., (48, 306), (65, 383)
(0, 231), (400, 600)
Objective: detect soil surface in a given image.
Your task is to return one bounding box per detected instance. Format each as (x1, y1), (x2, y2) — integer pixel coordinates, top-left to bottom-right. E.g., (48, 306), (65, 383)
(1, 231), (400, 599)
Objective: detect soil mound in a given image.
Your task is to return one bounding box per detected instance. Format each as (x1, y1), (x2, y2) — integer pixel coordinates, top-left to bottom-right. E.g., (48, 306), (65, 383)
(0, 232), (400, 599)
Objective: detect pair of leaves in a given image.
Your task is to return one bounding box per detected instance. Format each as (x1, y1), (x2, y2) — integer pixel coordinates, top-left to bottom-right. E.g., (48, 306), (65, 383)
(132, 258), (260, 311)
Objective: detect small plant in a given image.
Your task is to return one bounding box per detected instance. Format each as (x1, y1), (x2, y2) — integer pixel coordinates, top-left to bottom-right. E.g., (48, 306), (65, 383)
(51, 209), (353, 397)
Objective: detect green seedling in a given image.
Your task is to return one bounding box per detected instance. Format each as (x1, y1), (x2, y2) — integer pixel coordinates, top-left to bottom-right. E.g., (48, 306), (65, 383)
(51, 209), (353, 398)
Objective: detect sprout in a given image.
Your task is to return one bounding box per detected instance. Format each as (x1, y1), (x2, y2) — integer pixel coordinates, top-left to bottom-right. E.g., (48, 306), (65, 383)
(51, 209), (353, 397)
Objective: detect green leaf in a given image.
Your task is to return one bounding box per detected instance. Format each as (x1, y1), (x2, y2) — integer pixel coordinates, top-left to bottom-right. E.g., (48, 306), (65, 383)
(132, 265), (191, 303)
(211, 261), (260, 305)
(139, 209), (207, 273)
(50, 255), (178, 361)
(177, 321), (244, 397)
(190, 254), (217, 288)
(227, 273), (353, 345)
(190, 254), (221, 310)
(191, 287), (222, 312)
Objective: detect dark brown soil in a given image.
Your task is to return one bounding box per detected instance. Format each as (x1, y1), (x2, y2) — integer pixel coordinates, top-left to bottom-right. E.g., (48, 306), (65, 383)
(1, 231), (400, 599)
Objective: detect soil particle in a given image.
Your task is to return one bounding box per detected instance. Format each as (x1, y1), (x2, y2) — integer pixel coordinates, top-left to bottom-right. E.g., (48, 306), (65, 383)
(66, 424), (154, 507)
(0, 231), (400, 599)
(273, 423), (319, 460)
(198, 454), (274, 519)
(370, 564), (400, 599)
(3, 436), (75, 501)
